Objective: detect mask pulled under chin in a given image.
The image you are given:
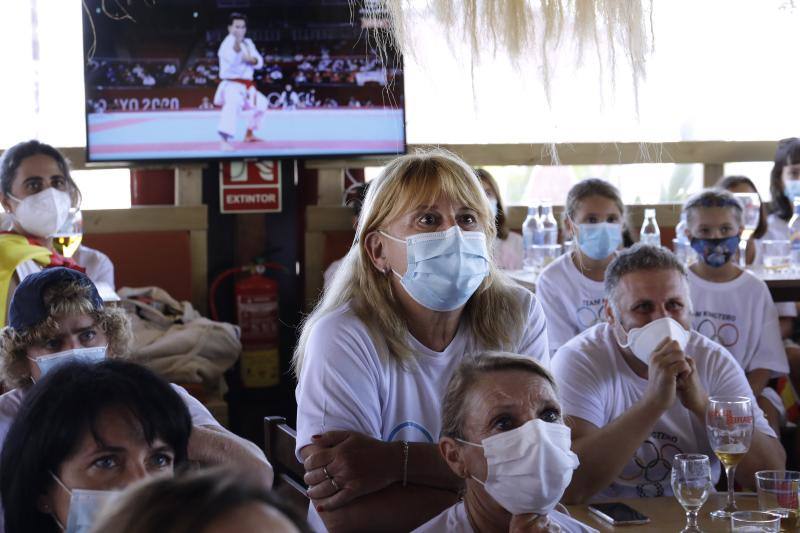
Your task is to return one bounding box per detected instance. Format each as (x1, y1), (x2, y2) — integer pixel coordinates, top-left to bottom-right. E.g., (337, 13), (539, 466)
(458, 419), (579, 515)
(616, 317), (690, 364)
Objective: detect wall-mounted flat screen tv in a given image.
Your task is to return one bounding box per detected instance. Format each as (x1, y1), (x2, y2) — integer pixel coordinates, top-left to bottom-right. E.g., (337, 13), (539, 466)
(82, 0), (406, 162)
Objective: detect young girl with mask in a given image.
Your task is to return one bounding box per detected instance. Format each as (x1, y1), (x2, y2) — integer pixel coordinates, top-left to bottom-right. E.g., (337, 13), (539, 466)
(475, 169), (523, 270)
(0, 140), (115, 324)
(536, 178), (625, 355)
(682, 189), (788, 431)
(767, 138), (800, 241)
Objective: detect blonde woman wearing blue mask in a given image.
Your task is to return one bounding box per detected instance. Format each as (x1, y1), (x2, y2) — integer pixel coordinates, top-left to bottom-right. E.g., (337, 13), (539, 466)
(536, 179), (625, 356)
(294, 150), (549, 533)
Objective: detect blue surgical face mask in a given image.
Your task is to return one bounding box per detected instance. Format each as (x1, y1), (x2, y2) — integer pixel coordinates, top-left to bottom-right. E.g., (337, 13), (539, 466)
(50, 472), (118, 533)
(575, 222), (623, 260)
(785, 180), (800, 204)
(380, 226), (490, 312)
(690, 236), (740, 268)
(29, 345), (107, 379)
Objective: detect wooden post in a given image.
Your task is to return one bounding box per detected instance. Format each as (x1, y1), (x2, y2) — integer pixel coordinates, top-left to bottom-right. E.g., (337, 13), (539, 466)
(174, 165), (208, 314)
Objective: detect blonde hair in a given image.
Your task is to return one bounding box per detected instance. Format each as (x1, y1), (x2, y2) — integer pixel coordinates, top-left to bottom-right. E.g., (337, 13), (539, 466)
(293, 150), (526, 375)
(440, 351), (556, 440)
(0, 280), (132, 388)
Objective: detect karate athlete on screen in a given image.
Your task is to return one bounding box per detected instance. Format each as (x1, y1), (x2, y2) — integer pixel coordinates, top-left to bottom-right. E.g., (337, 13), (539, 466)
(214, 12), (268, 151)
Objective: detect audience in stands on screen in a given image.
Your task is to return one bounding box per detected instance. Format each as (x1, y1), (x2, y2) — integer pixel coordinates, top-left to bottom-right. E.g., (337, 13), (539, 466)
(552, 244), (784, 503)
(0, 360), (192, 533)
(294, 150), (549, 531)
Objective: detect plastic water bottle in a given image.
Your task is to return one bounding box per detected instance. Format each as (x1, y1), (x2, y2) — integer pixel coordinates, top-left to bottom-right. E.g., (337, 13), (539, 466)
(640, 208), (661, 247)
(539, 200), (558, 245)
(789, 199), (800, 268)
(522, 203), (541, 271)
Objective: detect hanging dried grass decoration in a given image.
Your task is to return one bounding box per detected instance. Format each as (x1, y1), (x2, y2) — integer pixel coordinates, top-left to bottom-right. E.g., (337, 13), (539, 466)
(358, 0), (654, 109)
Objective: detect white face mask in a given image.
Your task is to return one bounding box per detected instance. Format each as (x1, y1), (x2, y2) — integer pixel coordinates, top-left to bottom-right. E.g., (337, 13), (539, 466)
(50, 472), (118, 533)
(616, 316), (690, 364)
(458, 419), (580, 515)
(29, 346), (107, 380)
(9, 188), (72, 238)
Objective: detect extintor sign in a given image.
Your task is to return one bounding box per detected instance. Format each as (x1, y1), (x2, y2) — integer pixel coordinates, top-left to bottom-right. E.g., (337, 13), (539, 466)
(219, 160), (282, 213)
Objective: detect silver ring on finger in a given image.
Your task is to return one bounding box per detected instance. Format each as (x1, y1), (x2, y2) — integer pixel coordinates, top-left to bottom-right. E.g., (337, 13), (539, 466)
(322, 466), (331, 479)
(330, 477), (340, 492)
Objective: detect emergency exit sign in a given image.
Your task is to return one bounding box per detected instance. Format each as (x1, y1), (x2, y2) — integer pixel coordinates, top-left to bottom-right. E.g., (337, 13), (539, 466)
(219, 161), (282, 213)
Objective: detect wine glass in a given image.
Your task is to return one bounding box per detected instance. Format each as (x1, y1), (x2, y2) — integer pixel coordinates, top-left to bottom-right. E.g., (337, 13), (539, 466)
(52, 209), (83, 258)
(707, 396), (754, 519)
(734, 193), (761, 268)
(672, 454), (713, 532)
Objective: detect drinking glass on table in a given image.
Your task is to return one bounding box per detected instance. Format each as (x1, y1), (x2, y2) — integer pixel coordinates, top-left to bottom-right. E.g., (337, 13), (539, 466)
(734, 193), (761, 268)
(52, 208), (83, 258)
(755, 471), (800, 531)
(707, 396), (754, 519)
(730, 511), (781, 532)
(671, 454), (713, 532)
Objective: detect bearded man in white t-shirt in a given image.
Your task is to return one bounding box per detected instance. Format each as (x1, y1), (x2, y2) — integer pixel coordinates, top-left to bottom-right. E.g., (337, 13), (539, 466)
(552, 244), (785, 503)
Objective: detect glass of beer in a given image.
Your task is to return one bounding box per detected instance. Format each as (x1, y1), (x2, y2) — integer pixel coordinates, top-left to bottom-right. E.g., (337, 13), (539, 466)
(706, 396), (754, 519)
(671, 454), (712, 532)
(755, 471), (800, 531)
(52, 209), (83, 258)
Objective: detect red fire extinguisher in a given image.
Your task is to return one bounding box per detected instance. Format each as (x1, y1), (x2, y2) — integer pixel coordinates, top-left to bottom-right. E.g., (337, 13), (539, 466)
(210, 261), (285, 388)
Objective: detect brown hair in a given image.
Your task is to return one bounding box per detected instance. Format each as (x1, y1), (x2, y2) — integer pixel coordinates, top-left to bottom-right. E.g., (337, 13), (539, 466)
(0, 279), (131, 388)
(91, 467), (311, 533)
(475, 168), (509, 240)
(440, 352), (556, 440)
(717, 175), (767, 239)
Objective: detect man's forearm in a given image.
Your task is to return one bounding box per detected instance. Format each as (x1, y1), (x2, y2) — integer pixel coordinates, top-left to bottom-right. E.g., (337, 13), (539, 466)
(736, 432), (786, 490)
(188, 425), (274, 488)
(565, 401), (664, 504)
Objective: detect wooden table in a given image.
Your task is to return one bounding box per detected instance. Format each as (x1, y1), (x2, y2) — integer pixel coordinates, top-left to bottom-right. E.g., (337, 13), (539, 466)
(765, 278), (800, 302)
(567, 493), (761, 532)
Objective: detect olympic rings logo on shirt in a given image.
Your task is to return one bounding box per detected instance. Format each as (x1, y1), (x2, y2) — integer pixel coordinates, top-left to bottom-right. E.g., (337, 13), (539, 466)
(576, 303), (606, 329)
(695, 318), (740, 348)
(618, 439), (684, 498)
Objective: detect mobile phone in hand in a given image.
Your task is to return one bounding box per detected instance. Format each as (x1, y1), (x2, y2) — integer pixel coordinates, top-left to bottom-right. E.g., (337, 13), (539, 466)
(588, 502), (650, 525)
